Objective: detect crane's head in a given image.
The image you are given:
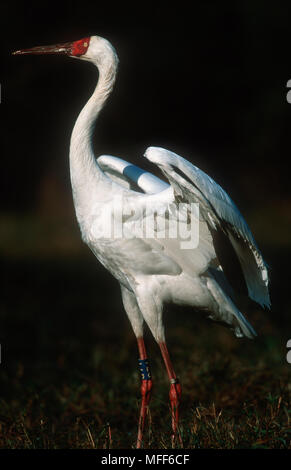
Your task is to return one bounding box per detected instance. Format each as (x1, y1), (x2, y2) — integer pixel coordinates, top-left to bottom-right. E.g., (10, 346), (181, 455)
(12, 36), (118, 66)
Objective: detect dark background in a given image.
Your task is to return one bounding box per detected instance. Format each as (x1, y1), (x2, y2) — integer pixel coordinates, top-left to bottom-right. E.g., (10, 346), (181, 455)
(0, 0), (290, 448)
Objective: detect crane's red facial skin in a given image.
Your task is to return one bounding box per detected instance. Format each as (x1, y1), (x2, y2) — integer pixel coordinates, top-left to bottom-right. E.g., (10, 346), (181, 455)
(71, 37), (91, 56)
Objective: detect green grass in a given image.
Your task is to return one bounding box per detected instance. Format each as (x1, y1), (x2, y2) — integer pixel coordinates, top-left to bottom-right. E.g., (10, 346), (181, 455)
(0, 214), (290, 449)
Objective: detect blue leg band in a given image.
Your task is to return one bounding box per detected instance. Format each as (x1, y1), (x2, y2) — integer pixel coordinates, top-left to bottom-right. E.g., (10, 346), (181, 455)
(138, 358), (152, 380)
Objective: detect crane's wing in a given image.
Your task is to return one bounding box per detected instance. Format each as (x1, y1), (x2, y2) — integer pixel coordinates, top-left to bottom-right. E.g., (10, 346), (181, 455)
(144, 146), (270, 309)
(97, 155), (169, 193)
(96, 155), (221, 280)
(94, 156), (189, 276)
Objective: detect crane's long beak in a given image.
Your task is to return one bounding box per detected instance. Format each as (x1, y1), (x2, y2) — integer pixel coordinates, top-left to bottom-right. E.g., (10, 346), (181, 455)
(12, 41), (73, 56)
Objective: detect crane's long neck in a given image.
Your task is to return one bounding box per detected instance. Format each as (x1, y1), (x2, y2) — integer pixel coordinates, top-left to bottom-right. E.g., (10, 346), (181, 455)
(69, 52), (118, 218)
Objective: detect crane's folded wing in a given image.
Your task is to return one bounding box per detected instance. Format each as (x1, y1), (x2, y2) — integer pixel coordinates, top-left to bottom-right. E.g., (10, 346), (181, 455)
(119, 191), (217, 278)
(96, 157), (218, 279)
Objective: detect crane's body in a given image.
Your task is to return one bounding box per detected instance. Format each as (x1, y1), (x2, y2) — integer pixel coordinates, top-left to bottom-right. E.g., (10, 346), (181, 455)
(13, 35), (270, 448)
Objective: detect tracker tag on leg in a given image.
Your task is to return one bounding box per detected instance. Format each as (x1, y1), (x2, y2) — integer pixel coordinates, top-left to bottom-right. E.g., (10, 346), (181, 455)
(138, 358), (152, 380)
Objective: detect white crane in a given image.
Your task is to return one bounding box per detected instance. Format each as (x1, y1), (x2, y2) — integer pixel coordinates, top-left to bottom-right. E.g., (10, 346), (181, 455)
(13, 36), (270, 448)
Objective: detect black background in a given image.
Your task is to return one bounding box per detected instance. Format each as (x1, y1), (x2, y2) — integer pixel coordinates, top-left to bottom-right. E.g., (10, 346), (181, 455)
(2, 1), (291, 212)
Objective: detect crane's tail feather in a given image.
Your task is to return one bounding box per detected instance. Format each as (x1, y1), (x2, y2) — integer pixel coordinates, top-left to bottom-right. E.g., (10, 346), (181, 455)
(232, 309), (257, 339)
(206, 276), (257, 339)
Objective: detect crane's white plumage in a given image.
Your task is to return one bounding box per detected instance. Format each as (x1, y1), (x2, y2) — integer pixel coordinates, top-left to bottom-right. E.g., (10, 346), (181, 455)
(14, 34), (271, 446)
(97, 148), (271, 339)
(66, 33), (270, 342)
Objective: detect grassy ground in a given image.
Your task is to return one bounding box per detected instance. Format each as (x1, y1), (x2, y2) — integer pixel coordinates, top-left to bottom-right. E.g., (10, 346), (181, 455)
(0, 214), (290, 449)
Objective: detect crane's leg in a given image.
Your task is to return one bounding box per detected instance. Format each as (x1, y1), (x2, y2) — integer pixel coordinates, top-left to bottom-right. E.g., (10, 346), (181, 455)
(133, 287), (182, 446)
(120, 286), (152, 449)
(136, 336), (153, 449)
(159, 341), (182, 446)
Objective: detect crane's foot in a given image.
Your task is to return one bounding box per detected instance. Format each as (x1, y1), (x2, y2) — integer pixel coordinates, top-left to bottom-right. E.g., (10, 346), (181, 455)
(136, 377), (153, 448)
(169, 379), (182, 447)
